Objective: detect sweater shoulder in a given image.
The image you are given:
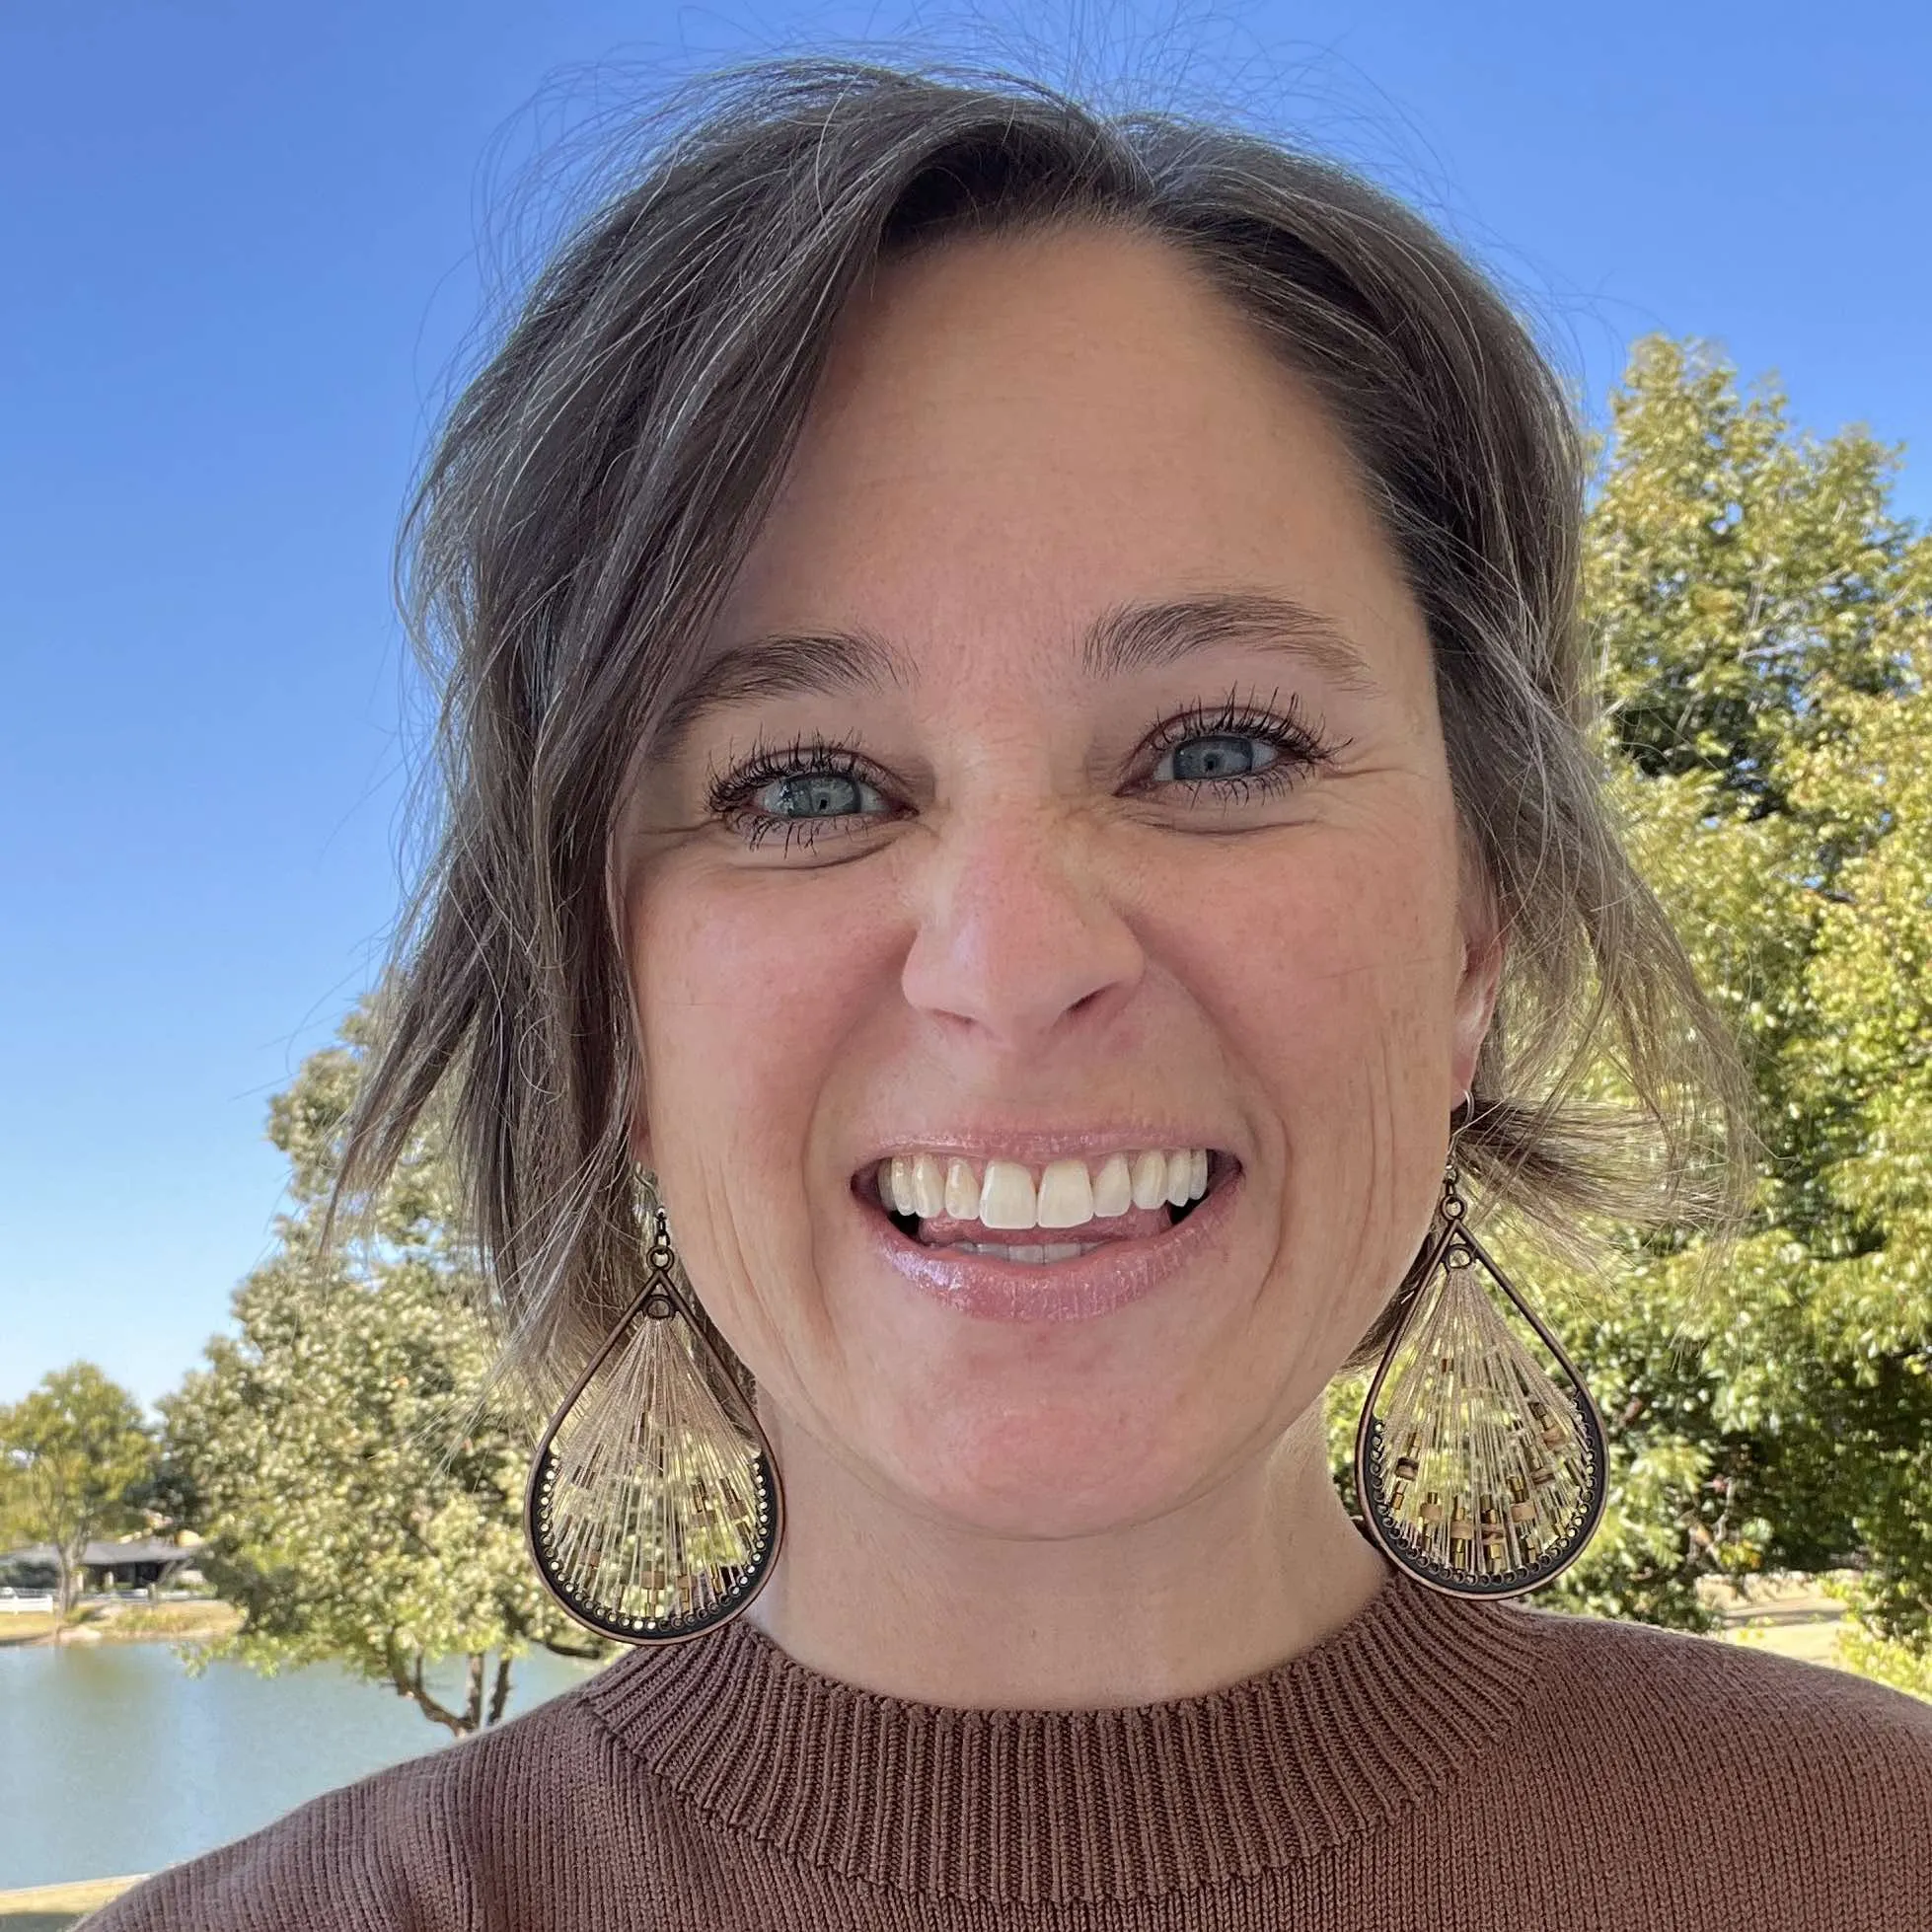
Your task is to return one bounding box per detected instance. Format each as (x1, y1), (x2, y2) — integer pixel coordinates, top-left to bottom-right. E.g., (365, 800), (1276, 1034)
(1452, 1605), (1932, 1928)
(1520, 1598), (1932, 1745)
(83, 1672), (626, 1932)
(1509, 1600), (1932, 1824)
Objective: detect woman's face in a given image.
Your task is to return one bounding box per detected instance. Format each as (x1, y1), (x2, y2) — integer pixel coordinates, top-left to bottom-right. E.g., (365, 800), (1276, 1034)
(620, 226), (1500, 1540)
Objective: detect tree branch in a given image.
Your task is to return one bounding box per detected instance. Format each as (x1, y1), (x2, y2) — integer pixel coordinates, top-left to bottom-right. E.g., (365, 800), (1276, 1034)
(463, 1652), (484, 1733)
(538, 1634), (606, 1661)
(486, 1653), (513, 1728)
(382, 1640), (470, 1738)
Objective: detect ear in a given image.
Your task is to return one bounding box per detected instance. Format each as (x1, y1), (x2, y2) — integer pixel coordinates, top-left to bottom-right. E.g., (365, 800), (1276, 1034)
(606, 798), (655, 1174)
(626, 1097), (654, 1175)
(619, 1005), (654, 1173)
(1450, 861), (1505, 1105)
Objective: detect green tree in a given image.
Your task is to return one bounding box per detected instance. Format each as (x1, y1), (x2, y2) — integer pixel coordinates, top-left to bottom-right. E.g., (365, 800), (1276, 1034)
(1534, 339), (1927, 1657)
(0, 1363), (155, 1617)
(1775, 552), (1932, 1688)
(161, 1008), (606, 1735)
(1328, 340), (1931, 1681)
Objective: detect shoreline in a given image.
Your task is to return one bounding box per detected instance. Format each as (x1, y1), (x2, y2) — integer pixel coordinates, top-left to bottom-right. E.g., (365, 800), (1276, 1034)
(0, 1875), (142, 1924)
(0, 1600), (241, 1651)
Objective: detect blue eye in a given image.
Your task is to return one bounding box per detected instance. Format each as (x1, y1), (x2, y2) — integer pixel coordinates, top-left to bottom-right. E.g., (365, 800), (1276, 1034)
(706, 735), (901, 853)
(754, 771), (885, 819)
(1134, 693), (1347, 802)
(706, 697), (1345, 856)
(1155, 734), (1282, 783)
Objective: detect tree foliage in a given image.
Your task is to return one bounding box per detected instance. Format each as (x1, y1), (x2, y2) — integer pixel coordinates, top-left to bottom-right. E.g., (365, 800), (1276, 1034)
(160, 1007), (607, 1735)
(0, 1363), (155, 1616)
(1328, 337), (1931, 1674)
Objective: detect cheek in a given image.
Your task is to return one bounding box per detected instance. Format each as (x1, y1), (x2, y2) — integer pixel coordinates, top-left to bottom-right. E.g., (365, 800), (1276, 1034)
(1152, 822), (1453, 1071)
(625, 863), (907, 1386)
(1142, 820), (1455, 1284)
(632, 868), (893, 1156)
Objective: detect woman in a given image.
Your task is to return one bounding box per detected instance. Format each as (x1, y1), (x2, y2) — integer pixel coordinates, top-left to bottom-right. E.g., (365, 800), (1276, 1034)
(98, 56), (1930, 1931)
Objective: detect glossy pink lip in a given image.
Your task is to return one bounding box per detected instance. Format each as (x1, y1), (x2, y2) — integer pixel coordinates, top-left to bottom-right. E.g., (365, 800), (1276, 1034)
(858, 1163), (1244, 1322)
(852, 1127), (1236, 1169)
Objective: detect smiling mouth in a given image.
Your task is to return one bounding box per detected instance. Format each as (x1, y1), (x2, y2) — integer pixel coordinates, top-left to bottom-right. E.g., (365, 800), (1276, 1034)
(856, 1148), (1237, 1265)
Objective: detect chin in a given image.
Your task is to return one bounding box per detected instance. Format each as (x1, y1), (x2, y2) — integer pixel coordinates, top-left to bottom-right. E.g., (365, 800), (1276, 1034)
(870, 1390), (1227, 1541)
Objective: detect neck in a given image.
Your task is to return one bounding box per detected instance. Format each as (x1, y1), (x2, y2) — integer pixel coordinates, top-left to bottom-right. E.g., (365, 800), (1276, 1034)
(742, 1403), (1393, 1709)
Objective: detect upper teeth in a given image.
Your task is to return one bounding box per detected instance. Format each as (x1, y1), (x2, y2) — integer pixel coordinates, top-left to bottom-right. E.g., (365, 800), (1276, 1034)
(877, 1150), (1212, 1230)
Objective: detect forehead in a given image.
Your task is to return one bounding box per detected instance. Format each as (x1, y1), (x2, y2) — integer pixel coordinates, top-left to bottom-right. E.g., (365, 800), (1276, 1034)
(703, 224), (1432, 708)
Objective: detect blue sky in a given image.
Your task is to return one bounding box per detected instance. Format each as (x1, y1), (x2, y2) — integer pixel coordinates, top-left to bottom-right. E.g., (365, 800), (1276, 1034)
(4, 0), (1927, 1410)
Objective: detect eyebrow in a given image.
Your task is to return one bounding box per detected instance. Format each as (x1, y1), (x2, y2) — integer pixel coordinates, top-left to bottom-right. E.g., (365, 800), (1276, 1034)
(647, 589), (1382, 761)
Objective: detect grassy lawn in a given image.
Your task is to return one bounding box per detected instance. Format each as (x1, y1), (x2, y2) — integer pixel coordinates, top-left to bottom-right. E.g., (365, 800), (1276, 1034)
(0, 1875), (141, 1929)
(1698, 1570), (1862, 1672)
(1720, 1617), (1851, 1669)
(0, 1599), (240, 1651)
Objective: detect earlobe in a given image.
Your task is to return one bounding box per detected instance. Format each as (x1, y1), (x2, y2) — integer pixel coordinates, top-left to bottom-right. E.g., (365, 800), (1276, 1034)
(1464, 929), (1504, 1025)
(626, 1103), (654, 1173)
(1452, 916), (1506, 1099)
(621, 1055), (654, 1173)
(1451, 837), (1504, 1038)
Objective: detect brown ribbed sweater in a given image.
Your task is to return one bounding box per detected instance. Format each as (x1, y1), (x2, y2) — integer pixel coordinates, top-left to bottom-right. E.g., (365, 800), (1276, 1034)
(91, 1566), (1932, 1930)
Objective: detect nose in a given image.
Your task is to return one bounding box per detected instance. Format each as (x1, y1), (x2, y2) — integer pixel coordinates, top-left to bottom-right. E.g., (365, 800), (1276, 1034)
(898, 803), (1146, 1057)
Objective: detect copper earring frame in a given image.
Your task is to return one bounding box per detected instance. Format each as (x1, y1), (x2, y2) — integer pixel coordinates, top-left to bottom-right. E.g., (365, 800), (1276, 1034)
(1353, 1130), (1609, 1599)
(523, 1211), (785, 1646)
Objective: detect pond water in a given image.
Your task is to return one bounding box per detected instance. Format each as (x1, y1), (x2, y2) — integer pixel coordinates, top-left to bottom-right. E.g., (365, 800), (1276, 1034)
(0, 1639), (601, 1891)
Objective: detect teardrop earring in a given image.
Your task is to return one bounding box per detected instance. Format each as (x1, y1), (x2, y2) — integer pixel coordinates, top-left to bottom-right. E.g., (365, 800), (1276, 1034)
(523, 1205), (783, 1644)
(1353, 1109), (1608, 1598)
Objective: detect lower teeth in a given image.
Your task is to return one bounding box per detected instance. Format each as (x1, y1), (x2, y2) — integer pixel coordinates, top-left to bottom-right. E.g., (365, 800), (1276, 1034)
(946, 1240), (1105, 1263)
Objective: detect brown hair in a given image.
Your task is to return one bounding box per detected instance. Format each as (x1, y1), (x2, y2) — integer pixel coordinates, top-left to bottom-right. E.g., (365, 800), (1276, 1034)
(339, 56), (1760, 1394)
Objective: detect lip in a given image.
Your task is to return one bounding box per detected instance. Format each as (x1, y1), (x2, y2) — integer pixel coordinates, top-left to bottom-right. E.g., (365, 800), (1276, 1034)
(857, 1160), (1244, 1323)
(853, 1127), (1235, 1168)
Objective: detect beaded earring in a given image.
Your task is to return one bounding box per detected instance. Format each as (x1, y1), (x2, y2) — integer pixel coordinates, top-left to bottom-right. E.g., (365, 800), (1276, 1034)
(1353, 1103), (1609, 1598)
(524, 1206), (783, 1644)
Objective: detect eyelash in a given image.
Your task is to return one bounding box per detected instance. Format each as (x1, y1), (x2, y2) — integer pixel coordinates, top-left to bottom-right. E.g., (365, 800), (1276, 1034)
(705, 692), (1350, 853)
(1137, 691), (1347, 802)
(706, 732), (878, 853)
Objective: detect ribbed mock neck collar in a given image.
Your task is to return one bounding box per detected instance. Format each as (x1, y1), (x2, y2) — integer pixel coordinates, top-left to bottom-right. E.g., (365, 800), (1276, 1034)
(584, 1563), (1551, 1904)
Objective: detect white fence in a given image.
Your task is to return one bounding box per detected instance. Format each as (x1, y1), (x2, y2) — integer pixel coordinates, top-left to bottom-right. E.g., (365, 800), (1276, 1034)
(0, 1592), (56, 1614)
